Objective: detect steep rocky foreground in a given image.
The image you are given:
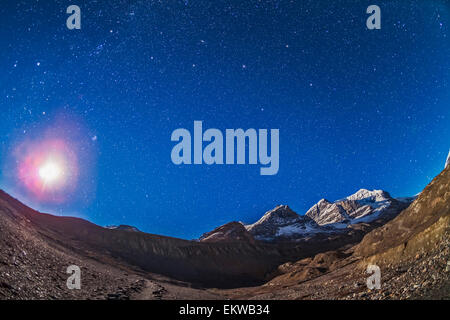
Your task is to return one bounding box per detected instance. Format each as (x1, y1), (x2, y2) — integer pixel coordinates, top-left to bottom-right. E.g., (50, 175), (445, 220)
(354, 164), (450, 264)
(0, 191), (146, 299)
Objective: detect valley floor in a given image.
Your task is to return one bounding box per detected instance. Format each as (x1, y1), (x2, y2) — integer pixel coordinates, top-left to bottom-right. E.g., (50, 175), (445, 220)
(131, 237), (450, 300)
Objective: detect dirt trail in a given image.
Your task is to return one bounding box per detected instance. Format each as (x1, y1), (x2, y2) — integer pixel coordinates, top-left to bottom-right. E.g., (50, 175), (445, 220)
(134, 280), (223, 300)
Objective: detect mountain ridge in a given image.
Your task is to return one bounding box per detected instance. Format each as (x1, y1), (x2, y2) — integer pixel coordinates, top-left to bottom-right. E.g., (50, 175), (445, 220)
(201, 189), (414, 243)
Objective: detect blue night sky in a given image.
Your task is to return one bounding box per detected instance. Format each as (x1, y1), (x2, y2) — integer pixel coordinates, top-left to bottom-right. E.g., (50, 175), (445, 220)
(0, 0), (449, 239)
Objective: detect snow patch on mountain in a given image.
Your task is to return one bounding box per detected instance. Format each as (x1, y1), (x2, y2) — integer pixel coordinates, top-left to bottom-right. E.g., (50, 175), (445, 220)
(276, 223), (322, 237)
(105, 225), (140, 232)
(446, 149), (450, 169)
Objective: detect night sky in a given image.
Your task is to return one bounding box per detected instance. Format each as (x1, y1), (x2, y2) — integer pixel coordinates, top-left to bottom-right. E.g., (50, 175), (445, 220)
(0, 0), (449, 239)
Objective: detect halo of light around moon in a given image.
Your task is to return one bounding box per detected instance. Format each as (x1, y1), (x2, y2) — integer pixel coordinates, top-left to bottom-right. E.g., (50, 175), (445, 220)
(14, 138), (79, 203)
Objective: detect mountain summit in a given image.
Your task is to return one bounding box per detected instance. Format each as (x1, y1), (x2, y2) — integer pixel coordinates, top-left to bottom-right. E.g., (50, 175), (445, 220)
(245, 205), (321, 241)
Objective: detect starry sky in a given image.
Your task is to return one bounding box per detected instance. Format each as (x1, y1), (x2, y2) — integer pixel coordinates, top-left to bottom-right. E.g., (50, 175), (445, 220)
(0, 0), (449, 239)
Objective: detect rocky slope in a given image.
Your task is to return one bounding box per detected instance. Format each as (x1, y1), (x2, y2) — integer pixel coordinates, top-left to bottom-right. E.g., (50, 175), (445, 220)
(0, 190), (328, 290)
(0, 191), (145, 300)
(354, 163), (450, 266)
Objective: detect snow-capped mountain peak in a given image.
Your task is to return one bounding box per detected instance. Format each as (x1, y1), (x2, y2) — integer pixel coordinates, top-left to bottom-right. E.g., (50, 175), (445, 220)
(445, 149), (450, 169)
(345, 189), (391, 202)
(305, 188), (410, 227)
(305, 199), (347, 226)
(245, 205), (320, 241)
(249, 205), (299, 227)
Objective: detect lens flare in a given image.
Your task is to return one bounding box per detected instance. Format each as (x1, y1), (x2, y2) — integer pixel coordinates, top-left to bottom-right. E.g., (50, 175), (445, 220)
(39, 161), (63, 184)
(14, 138), (79, 203)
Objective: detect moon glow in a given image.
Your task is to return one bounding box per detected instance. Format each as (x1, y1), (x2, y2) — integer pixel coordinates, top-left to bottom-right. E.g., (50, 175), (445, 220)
(14, 138), (79, 203)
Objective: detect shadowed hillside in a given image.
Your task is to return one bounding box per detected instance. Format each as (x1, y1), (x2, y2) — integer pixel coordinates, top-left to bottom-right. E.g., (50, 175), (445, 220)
(355, 165), (450, 266)
(0, 190), (340, 289)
